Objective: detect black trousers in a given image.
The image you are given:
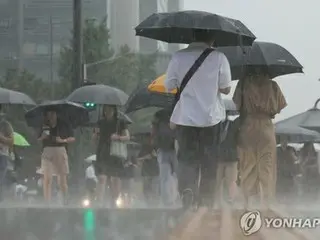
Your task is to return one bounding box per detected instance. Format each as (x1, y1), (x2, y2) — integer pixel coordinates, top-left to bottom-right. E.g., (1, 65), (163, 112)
(176, 123), (221, 205)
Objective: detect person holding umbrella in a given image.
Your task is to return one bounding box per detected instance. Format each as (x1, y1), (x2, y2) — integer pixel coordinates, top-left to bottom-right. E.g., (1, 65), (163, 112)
(164, 31), (232, 207)
(38, 107), (75, 204)
(0, 104), (14, 202)
(92, 105), (130, 206)
(233, 68), (287, 208)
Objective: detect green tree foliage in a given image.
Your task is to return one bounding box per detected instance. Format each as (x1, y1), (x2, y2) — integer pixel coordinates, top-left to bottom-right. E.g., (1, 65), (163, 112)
(2, 68), (50, 103)
(59, 18), (157, 94)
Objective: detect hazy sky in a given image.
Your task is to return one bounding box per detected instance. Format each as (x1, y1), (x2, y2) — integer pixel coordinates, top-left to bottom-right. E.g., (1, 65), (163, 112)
(183, 0), (320, 122)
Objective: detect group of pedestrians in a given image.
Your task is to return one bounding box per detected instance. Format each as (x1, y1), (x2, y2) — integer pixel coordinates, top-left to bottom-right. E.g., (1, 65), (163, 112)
(161, 33), (287, 209)
(0, 37), (289, 209)
(34, 33), (288, 209)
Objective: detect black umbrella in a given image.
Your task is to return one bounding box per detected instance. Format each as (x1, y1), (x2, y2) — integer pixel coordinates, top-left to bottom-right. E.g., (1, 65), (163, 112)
(0, 87), (36, 105)
(217, 41), (303, 79)
(66, 84), (128, 106)
(124, 86), (238, 115)
(135, 10), (256, 46)
(25, 100), (89, 128)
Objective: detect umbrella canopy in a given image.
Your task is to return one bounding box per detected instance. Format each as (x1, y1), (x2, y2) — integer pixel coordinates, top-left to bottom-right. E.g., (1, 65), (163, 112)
(25, 100), (90, 128)
(300, 99), (320, 132)
(118, 111), (133, 124)
(217, 41), (303, 79)
(130, 125), (152, 136)
(14, 132), (30, 146)
(66, 84), (128, 106)
(0, 87), (36, 105)
(136, 10), (256, 46)
(125, 85), (238, 115)
(276, 106), (320, 139)
(148, 75), (177, 94)
(275, 125), (320, 143)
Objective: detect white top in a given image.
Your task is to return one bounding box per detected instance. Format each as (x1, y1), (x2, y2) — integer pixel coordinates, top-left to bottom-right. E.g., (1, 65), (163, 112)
(85, 165), (98, 182)
(164, 42), (232, 127)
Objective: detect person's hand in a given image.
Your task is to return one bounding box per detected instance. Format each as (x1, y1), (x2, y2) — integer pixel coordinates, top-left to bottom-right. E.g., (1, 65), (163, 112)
(111, 134), (120, 141)
(42, 131), (49, 137)
(38, 131), (48, 140)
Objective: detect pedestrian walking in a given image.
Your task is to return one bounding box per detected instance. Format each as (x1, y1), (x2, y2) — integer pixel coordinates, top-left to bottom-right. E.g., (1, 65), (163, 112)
(152, 109), (179, 206)
(0, 105), (14, 202)
(92, 105), (130, 206)
(38, 108), (75, 204)
(214, 116), (239, 207)
(233, 72), (287, 208)
(164, 31), (232, 207)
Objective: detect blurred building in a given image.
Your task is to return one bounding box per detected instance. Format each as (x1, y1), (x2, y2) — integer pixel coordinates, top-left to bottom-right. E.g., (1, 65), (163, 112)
(138, 0), (182, 54)
(0, 0), (182, 80)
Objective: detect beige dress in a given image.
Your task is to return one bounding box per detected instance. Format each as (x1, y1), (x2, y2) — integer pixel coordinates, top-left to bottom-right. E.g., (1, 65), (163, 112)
(232, 76), (287, 203)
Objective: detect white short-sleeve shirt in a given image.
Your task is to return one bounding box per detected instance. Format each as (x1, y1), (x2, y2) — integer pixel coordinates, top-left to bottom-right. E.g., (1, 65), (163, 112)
(164, 42), (232, 127)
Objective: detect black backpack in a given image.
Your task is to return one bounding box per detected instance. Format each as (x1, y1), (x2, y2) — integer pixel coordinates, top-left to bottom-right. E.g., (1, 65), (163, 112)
(152, 110), (175, 150)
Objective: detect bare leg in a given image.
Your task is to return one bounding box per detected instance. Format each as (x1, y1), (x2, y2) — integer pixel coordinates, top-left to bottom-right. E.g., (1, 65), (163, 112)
(57, 174), (68, 204)
(228, 181), (238, 201)
(43, 170), (52, 202)
(110, 177), (121, 203)
(225, 162), (238, 202)
(214, 164), (224, 208)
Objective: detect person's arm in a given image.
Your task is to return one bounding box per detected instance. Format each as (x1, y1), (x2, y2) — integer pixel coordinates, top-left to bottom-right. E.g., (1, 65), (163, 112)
(119, 129), (130, 141)
(111, 121), (130, 141)
(232, 81), (242, 110)
(164, 56), (179, 92)
(272, 81), (288, 114)
(56, 123), (75, 144)
(137, 153), (152, 161)
(218, 53), (232, 95)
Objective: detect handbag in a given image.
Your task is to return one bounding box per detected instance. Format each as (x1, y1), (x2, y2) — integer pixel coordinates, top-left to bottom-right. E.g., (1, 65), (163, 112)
(110, 121), (128, 160)
(172, 48), (215, 111)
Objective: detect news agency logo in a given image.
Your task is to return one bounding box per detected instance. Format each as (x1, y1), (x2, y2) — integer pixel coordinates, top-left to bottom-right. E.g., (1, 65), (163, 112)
(240, 211), (262, 236)
(240, 210), (320, 236)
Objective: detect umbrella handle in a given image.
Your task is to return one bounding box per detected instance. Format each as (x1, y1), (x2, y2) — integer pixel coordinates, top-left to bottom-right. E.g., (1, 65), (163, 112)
(314, 98), (320, 109)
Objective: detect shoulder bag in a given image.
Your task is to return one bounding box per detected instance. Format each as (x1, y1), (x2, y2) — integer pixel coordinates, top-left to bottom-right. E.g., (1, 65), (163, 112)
(110, 120), (128, 161)
(172, 48), (214, 111)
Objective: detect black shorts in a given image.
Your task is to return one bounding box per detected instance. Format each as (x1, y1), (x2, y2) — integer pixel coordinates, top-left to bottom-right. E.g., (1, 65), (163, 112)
(94, 156), (125, 177)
